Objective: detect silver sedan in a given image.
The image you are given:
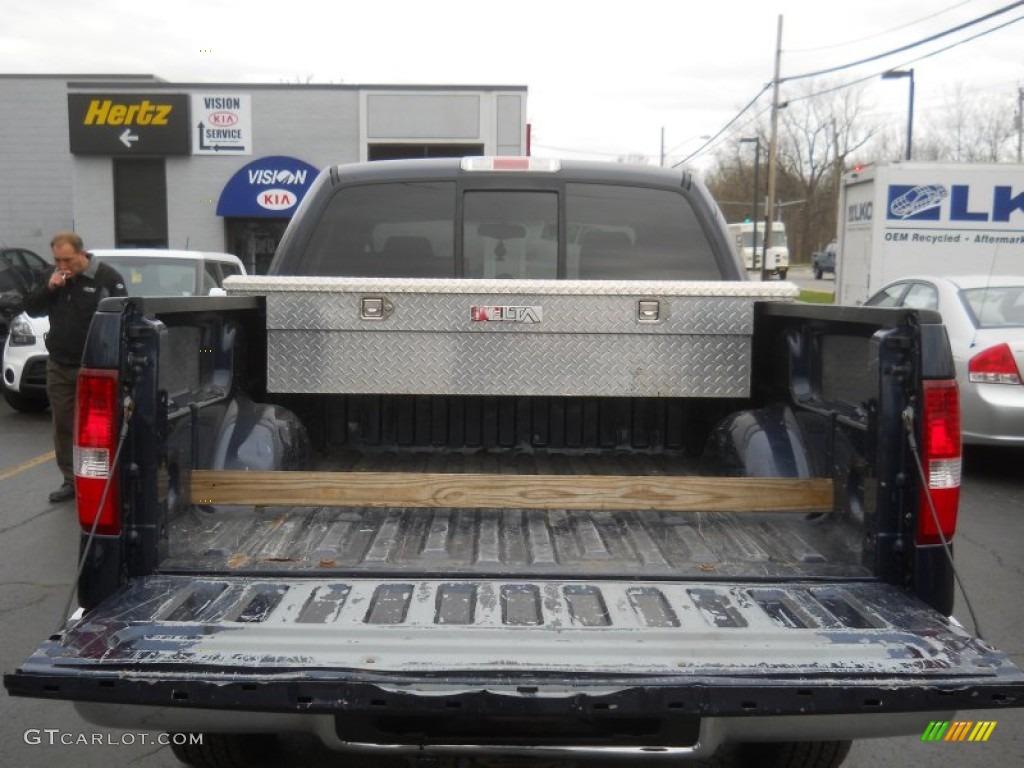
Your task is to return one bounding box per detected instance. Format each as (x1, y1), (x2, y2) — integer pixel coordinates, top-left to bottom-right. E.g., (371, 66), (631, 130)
(865, 274), (1024, 446)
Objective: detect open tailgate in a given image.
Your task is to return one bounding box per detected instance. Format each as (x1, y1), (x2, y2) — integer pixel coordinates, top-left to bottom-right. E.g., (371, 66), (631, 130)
(7, 574), (1024, 719)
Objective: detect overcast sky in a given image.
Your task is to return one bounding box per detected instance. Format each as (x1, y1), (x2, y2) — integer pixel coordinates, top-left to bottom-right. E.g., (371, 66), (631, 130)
(3, 0), (1022, 166)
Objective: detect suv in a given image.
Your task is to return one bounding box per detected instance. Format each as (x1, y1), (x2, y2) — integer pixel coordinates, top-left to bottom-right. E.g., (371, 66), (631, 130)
(2, 249), (245, 412)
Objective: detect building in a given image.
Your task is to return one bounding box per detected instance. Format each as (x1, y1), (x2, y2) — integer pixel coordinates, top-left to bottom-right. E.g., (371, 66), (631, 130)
(0, 75), (528, 273)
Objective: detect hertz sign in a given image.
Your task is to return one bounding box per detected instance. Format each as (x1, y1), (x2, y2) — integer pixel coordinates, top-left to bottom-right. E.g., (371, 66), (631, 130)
(68, 93), (190, 155)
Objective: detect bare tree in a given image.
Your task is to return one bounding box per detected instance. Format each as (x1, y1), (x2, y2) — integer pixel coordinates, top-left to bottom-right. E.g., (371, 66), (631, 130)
(705, 80), (877, 264)
(925, 84), (1017, 162)
(774, 81), (877, 263)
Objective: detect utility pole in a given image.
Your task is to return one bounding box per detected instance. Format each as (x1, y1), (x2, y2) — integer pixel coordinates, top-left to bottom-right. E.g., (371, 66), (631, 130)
(1017, 86), (1023, 164)
(832, 118), (844, 238)
(763, 15), (783, 282)
(660, 127), (665, 167)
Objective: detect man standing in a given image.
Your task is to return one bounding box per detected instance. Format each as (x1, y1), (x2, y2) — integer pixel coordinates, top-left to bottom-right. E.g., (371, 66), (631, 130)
(24, 232), (127, 503)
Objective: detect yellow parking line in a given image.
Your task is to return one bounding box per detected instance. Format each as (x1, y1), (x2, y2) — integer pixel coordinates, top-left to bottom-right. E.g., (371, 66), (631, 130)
(0, 451), (55, 482)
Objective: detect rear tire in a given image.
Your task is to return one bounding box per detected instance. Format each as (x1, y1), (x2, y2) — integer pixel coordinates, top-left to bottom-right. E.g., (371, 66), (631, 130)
(2, 386), (48, 412)
(734, 740), (852, 768)
(168, 733), (281, 768)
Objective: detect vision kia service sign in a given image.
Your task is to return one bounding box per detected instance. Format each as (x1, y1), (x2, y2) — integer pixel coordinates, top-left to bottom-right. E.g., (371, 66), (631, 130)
(68, 93), (190, 155)
(191, 94), (252, 155)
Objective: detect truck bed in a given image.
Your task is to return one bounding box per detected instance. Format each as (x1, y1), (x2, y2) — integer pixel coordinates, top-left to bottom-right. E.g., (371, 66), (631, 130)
(164, 450), (864, 579)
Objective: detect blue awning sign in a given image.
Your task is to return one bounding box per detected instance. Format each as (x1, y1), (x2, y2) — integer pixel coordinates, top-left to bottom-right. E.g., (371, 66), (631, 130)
(217, 155), (319, 218)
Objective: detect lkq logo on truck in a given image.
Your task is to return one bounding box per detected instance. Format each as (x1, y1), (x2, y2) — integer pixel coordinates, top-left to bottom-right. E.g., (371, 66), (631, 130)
(887, 183), (1024, 223)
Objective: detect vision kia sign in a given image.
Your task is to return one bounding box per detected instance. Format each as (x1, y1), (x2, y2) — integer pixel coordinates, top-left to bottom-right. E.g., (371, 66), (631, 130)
(216, 156), (320, 218)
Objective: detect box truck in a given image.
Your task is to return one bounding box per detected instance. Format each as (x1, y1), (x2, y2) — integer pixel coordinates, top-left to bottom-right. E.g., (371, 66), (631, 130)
(836, 162), (1024, 305)
(726, 221), (789, 279)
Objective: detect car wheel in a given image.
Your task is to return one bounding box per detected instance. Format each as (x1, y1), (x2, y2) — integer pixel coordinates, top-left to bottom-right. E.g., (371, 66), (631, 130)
(2, 386), (49, 412)
(778, 270), (787, 280)
(169, 733), (281, 768)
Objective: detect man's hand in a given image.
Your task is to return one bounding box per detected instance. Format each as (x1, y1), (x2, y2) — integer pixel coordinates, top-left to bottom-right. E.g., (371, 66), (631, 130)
(48, 270), (70, 291)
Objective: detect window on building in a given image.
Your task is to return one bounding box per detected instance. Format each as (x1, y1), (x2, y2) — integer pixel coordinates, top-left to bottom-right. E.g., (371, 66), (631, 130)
(367, 144), (483, 160)
(114, 159), (168, 248)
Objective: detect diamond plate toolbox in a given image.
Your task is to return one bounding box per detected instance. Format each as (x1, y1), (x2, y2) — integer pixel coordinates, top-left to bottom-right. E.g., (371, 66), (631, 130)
(227, 277), (797, 398)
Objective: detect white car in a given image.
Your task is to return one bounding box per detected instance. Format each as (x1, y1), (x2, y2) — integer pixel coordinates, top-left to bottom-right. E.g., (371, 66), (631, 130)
(865, 274), (1024, 446)
(2, 249), (245, 412)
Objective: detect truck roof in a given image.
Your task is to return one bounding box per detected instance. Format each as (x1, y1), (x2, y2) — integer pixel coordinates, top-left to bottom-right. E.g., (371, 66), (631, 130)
(329, 156), (696, 190)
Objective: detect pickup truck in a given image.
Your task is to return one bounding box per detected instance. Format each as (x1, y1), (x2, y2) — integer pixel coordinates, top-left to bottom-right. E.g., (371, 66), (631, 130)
(5, 157), (1023, 768)
(812, 241), (837, 280)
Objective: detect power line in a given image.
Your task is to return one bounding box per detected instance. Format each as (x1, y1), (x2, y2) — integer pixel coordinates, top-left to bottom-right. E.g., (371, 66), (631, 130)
(680, 4), (1023, 167)
(787, 14), (1024, 106)
(672, 85), (772, 168)
(786, 0), (974, 53)
(782, 0), (1024, 82)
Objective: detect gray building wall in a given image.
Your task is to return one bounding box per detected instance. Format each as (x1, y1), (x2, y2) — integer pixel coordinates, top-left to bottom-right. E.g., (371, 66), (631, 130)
(1, 78), (527, 259)
(0, 77), (77, 256)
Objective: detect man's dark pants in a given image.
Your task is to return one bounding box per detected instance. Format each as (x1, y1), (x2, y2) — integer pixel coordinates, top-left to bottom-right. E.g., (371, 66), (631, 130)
(46, 359), (79, 485)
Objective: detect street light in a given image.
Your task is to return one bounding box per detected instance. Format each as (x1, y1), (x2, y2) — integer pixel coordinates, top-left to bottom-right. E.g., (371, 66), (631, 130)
(882, 68), (915, 161)
(739, 137), (765, 279)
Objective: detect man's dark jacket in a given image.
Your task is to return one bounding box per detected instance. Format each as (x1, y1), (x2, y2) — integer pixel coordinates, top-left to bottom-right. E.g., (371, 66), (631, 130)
(24, 255), (128, 367)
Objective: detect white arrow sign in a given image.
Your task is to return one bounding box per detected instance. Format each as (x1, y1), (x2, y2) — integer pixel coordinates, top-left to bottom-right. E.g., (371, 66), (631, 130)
(119, 129), (139, 148)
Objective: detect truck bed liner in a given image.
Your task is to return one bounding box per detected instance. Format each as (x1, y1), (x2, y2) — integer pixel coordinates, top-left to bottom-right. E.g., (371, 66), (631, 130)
(163, 448), (861, 578)
(164, 504), (865, 579)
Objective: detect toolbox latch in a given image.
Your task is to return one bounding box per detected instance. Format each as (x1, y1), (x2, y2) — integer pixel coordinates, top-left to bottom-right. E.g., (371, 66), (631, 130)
(361, 297), (393, 320)
(637, 299), (661, 323)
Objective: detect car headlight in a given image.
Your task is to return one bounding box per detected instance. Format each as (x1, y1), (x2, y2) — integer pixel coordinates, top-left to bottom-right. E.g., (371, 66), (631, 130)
(8, 315), (37, 346)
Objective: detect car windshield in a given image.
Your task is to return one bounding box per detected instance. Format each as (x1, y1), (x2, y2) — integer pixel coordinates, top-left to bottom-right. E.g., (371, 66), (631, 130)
(96, 257), (200, 296)
(961, 285), (1024, 328)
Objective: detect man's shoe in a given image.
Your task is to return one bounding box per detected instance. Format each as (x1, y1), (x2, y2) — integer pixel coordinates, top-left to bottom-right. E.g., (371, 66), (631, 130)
(48, 482), (75, 503)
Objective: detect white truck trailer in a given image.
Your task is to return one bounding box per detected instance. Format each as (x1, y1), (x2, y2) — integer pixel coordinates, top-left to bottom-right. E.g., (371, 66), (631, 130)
(836, 162), (1024, 305)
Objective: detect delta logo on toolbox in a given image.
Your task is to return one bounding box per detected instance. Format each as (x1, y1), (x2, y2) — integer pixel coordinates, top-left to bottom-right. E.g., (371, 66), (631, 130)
(216, 156), (320, 218)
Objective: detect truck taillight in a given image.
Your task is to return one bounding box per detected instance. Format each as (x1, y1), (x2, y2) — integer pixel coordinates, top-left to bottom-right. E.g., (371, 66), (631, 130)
(74, 368), (121, 536)
(917, 379), (961, 546)
(968, 343), (1021, 384)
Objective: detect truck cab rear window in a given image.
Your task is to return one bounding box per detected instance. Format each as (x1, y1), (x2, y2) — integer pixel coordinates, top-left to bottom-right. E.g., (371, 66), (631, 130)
(300, 182), (457, 278)
(566, 184), (719, 279)
(295, 180), (718, 279)
(463, 191), (558, 279)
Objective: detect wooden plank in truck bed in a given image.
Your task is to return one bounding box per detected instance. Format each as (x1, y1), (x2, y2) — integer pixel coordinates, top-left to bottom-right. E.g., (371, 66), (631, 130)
(190, 470), (833, 513)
